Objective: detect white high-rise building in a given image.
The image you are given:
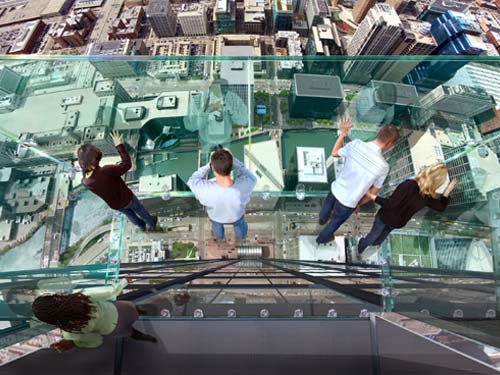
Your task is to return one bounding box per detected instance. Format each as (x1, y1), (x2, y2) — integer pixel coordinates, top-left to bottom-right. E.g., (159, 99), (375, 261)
(344, 4), (403, 84)
(443, 142), (500, 207)
(178, 3), (208, 36)
(420, 85), (495, 118)
(383, 128), (447, 193)
(244, 140), (284, 193)
(446, 63), (500, 111)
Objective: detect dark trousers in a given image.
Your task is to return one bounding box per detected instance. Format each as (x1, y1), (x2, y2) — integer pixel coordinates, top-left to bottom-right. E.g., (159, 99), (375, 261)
(118, 194), (155, 230)
(358, 212), (394, 254)
(316, 192), (354, 244)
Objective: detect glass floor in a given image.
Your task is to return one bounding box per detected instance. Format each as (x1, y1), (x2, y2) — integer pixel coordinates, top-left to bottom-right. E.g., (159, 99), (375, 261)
(0, 56), (499, 364)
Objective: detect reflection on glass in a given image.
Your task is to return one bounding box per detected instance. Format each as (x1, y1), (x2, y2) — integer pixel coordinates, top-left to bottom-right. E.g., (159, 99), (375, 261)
(295, 183), (305, 201)
(0, 56), (499, 355)
(185, 78), (249, 156)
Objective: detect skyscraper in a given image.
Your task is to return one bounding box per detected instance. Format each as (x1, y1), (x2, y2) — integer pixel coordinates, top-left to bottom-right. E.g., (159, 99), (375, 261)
(147, 0), (177, 37)
(214, 0), (236, 34)
(306, 17), (342, 73)
(243, 0), (266, 34)
(442, 142), (500, 207)
(405, 11), (486, 89)
(354, 80), (419, 125)
(244, 140), (284, 195)
(352, 0), (376, 24)
(344, 4), (403, 84)
(293, 0), (307, 13)
(178, 3), (208, 36)
(304, 0), (329, 28)
(382, 128), (446, 194)
(385, 0), (414, 14)
(93, 79), (132, 103)
(373, 21), (436, 82)
(273, 0), (293, 31)
(307, 17), (342, 56)
(431, 11), (485, 56)
(420, 85), (495, 118)
(220, 45), (255, 113)
(275, 31), (304, 77)
(446, 63), (500, 112)
(288, 74), (343, 119)
(88, 40), (142, 78)
(446, 63), (500, 134)
(417, 0), (470, 23)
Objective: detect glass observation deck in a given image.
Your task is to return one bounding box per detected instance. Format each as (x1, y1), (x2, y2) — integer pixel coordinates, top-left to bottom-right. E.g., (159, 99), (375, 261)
(0, 56), (499, 372)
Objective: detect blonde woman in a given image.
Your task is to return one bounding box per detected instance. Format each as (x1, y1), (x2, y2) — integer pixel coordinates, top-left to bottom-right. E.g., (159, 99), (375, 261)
(358, 163), (456, 255)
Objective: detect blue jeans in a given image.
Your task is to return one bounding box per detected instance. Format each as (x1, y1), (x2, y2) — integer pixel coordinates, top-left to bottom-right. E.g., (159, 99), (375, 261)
(119, 194), (156, 230)
(358, 212), (394, 254)
(316, 192), (354, 244)
(211, 216), (248, 241)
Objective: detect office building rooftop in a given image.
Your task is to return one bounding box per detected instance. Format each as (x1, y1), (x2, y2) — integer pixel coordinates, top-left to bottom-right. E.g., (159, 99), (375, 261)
(220, 45), (255, 85)
(87, 40), (133, 56)
(0, 87), (113, 135)
(148, 0), (172, 14)
(428, 0), (470, 13)
(216, 0), (229, 12)
(370, 80), (420, 107)
(294, 74), (343, 98)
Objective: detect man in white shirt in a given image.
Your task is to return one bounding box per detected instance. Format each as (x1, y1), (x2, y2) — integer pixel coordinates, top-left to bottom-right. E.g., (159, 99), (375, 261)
(316, 118), (400, 244)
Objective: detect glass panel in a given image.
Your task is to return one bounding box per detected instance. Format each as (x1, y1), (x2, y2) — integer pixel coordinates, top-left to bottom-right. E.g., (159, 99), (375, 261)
(0, 56), (498, 352)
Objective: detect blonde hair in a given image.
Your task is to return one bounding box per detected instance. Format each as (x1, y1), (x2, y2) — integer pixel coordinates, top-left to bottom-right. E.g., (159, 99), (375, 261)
(415, 163), (448, 198)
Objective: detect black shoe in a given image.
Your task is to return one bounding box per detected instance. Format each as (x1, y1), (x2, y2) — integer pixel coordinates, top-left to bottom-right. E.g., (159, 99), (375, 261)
(316, 235), (335, 245)
(131, 329), (158, 343)
(344, 237), (350, 251)
(146, 216), (159, 232)
(136, 333), (157, 343)
(357, 237), (366, 254)
(136, 305), (149, 316)
(145, 335), (157, 343)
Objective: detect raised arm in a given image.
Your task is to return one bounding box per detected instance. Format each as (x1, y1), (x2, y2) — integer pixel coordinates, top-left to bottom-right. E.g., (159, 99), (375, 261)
(234, 158), (256, 185)
(331, 116), (353, 157)
(233, 158), (257, 201)
(79, 278), (128, 301)
(101, 131), (131, 177)
(425, 196), (449, 212)
(425, 179), (456, 212)
(62, 332), (103, 349)
(187, 163), (211, 195)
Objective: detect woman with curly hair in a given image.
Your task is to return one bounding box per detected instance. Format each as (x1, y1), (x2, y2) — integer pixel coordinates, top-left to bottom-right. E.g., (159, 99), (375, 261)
(32, 279), (156, 352)
(358, 163), (457, 255)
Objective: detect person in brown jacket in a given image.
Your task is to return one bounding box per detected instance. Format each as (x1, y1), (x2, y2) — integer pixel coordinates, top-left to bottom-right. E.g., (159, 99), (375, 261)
(77, 130), (157, 231)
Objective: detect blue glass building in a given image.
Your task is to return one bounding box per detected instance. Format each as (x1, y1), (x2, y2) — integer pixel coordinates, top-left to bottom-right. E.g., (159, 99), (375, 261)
(405, 11), (486, 89)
